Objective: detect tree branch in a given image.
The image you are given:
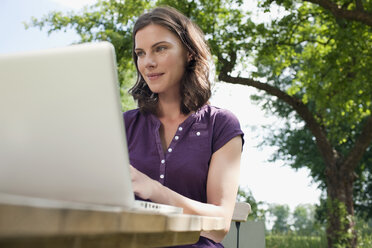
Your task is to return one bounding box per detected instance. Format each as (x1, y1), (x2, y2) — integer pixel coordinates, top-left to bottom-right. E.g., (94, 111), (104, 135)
(218, 60), (337, 166)
(303, 0), (372, 27)
(343, 115), (372, 171)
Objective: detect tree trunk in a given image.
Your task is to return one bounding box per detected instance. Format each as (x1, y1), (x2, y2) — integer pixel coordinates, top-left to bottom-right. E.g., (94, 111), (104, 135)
(325, 158), (357, 248)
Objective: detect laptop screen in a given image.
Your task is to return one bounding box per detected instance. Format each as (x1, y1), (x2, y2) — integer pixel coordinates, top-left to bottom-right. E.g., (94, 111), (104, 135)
(0, 42), (135, 208)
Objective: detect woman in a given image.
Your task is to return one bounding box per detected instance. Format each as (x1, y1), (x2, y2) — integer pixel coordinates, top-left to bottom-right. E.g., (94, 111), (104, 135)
(124, 6), (244, 247)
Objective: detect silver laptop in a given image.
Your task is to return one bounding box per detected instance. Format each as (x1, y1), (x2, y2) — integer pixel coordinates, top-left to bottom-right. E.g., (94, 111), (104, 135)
(0, 42), (182, 214)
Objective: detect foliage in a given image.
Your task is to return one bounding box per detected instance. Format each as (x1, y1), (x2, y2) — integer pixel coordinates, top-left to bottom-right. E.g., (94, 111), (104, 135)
(326, 198), (355, 247)
(253, 0), (372, 146)
(238, 189), (325, 235)
(292, 204), (316, 235)
(266, 234), (327, 248)
(265, 224), (372, 248)
(355, 217), (372, 248)
(119, 67), (136, 111)
(262, 118), (372, 219)
(262, 123), (327, 183)
(266, 216), (372, 248)
(353, 147), (372, 219)
(237, 187), (266, 221)
(268, 204), (291, 234)
(247, 2), (372, 246)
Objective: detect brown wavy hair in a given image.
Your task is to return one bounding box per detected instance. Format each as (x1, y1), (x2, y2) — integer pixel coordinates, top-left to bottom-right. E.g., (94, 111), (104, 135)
(129, 6), (212, 115)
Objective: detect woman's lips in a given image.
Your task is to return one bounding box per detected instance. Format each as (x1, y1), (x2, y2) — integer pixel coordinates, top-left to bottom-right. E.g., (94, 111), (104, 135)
(147, 73), (164, 80)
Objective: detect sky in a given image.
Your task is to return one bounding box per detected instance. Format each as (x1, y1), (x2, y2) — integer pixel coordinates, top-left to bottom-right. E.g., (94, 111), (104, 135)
(1, 0), (322, 211)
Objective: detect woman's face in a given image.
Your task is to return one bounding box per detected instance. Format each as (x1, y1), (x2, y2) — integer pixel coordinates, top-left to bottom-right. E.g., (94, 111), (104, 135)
(135, 24), (189, 97)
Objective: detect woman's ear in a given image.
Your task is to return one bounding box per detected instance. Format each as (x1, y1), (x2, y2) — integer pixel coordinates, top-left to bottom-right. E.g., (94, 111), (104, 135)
(187, 52), (193, 63)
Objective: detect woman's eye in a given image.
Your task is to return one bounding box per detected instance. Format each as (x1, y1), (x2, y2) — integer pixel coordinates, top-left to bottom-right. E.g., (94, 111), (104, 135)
(156, 46), (167, 52)
(136, 51), (144, 57)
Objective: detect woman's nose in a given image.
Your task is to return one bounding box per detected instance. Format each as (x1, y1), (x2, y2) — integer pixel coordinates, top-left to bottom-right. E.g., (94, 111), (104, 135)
(144, 54), (156, 69)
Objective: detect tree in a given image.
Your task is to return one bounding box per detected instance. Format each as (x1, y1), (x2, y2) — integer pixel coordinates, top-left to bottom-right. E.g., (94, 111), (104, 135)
(293, 204), (318, 235)
(217, 1), (372, 246)
(268, 204), (291, 234)
(237, 187), (266, 221)
(265, 119), (372, 221)
(27, 0), (372, 247)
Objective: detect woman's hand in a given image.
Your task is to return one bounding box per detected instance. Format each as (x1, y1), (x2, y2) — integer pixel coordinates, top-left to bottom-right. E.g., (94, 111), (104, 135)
(130, 165), (158, 200)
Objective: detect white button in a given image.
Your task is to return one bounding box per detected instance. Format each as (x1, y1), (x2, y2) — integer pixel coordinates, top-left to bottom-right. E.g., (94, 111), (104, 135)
(178, 127), (183, 131)
(168, 148), (172, 153)
(196, 132), (201, 136)
(160, 174), (164, 179)
(174, 135), (179, 140)
(161, 159), (165, 164)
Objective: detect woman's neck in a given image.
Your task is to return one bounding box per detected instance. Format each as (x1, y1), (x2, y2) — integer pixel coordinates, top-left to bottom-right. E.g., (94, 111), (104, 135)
(157, 97), (183, 121)
(158, 91), (184, 120)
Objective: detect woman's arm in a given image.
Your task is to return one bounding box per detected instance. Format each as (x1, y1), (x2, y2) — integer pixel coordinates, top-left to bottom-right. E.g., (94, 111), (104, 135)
(130, 136), (242, 242)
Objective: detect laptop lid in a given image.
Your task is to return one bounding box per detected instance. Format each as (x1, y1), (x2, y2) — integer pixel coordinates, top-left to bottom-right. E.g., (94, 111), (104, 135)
(0, 42), (135, 208)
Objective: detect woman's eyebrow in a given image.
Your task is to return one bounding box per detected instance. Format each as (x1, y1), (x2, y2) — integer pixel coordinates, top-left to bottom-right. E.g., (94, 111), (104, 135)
(151, 41), (171, 48)
(135, 41), (172, 51)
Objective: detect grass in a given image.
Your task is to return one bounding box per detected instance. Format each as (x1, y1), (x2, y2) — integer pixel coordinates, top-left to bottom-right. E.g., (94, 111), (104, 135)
(265, 233), (372, 248)
(266, 234), (327, 248)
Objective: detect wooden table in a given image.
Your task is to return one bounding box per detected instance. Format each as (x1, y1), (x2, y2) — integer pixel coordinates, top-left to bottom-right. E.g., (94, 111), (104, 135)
(0, 203), (225, 248)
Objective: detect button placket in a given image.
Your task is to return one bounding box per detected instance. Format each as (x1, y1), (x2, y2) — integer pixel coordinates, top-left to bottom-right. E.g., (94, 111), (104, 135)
(160, 124), (189, 182)
(152, 121), (167, 184)
(159, 158), (166, 184)
(166, 125), (183, 156)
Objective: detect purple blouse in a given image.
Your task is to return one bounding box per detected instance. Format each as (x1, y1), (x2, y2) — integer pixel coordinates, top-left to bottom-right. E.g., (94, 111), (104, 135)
(123, 104), (244, 247)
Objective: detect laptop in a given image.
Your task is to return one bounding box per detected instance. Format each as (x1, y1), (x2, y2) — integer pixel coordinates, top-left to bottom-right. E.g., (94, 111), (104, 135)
(0, 42), (182, 214)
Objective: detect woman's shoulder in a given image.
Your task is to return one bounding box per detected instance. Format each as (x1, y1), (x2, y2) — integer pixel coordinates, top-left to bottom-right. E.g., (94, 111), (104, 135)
(201, 105), (242, 133)
(123, 108), (143, 127)
(199, 105), (240, 123)
(123, 108), (140, 120)
(200, 105), (243, 152)
(123, 108), (154, 127)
